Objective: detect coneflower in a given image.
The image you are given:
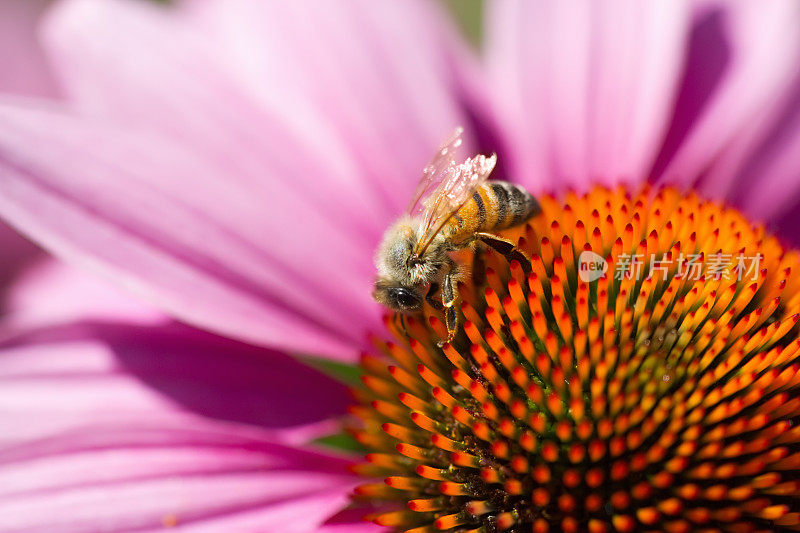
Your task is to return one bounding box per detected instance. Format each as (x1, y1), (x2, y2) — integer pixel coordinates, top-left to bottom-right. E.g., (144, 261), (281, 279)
(352, 185), (800, 532)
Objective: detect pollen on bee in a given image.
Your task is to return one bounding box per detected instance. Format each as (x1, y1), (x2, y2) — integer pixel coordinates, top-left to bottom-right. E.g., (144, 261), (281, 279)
(351, 185), (800, 532)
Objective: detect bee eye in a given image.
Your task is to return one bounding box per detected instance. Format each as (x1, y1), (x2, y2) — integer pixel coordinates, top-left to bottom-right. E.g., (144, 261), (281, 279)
(389, 287), (421, 310)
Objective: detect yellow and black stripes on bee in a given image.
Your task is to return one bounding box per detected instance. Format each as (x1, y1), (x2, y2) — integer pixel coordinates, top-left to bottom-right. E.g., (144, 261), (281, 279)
(445, 180), (540, 244)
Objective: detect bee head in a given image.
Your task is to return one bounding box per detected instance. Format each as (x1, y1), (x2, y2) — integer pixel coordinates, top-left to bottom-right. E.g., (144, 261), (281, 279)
(373, 279), (423, 313)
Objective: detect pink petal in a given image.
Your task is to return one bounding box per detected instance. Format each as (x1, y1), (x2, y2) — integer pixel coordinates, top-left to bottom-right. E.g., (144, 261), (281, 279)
(0, 254), (359, 532)
(0, 222), (40, 293)
(0, 0), (55, 289)
(184, 0), (484, 214)
(0, 420), (357, 532)
(653, 1), (800, 191)
(0, 100), (378, 360)
(0, 305), (358, 531)
(0, 319), (352, 444)
(3, 259), (165, 332)
(772, 206), (800, 249)
(43, 0), (389, 237)
(0, 0), (60, 98)
(697, 56), (800, 226)
(485, 1), (689, 190)
(44, 0), (484, 222)
(718, 74), (800, 223)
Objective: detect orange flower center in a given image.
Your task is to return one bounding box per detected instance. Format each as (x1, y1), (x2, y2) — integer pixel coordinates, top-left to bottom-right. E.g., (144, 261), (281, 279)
(351, 186), (800, 532)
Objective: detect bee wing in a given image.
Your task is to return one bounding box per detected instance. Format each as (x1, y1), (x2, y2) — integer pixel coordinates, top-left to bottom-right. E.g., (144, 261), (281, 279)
(406, 127), (464, 216)
(414, 152), (497, 255)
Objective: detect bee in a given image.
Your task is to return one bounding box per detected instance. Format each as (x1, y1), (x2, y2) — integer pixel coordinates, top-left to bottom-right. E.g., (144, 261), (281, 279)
(373, 127), (541, 344)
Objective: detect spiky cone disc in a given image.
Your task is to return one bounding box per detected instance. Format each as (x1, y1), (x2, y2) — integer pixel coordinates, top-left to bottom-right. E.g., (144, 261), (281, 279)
(352, 185), (800, 532)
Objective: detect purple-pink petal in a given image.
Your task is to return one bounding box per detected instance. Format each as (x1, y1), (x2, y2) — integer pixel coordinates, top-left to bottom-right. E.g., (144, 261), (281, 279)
(184, 0), (484, 214)
(0, 0), (60, 290)
(0, 101), (378, 360)
(0, 0), (60, 98)
(0, 318), (352, 445)
(653, 1), (800, 198)
(0, 237), (360, 531)
(2, 260), (165, 333)
(43, 0), (388, 238)
(0, 420), (358, 532)
(42, 0), (486, 238)
(485, 1), (690, 191)
(0, 329), (359, 532)
(0, 223), (40, 297)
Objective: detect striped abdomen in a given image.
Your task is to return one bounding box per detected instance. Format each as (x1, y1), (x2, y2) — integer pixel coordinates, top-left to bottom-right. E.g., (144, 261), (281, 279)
(445, 180), (540, 244)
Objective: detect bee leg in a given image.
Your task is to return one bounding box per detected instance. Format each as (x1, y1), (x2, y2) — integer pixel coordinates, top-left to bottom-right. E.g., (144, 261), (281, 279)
(398, 312), (410, 337)
(438, 270), (459, 347)
(475, 232), (531, 274)
(425, 282), (443, 310)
